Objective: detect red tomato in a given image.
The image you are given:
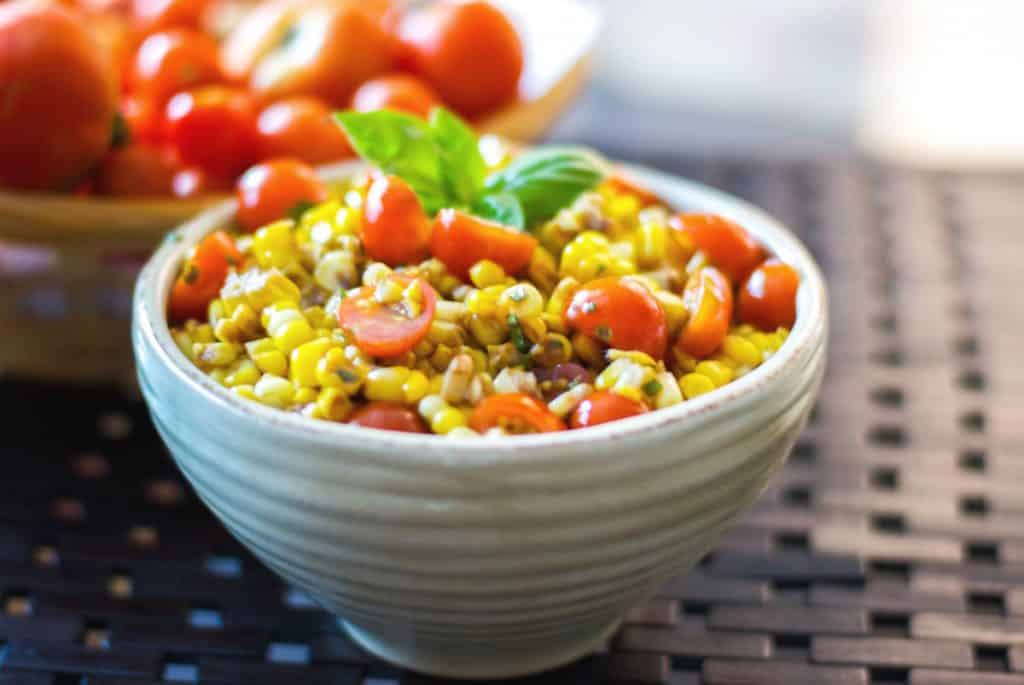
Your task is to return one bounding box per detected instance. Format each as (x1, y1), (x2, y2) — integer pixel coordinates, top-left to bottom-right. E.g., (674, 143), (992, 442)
(606, 174), (664, 208)
(132, 0), (209, 33)
(400, 0), (522, 117)
(121, 93), (164, 143)
(677, 266), (733, 359)
(351, 73), (441, 118)
(256, 97), (353, 165)
(337, 273), (437, 358)
(469, 393), (566, 434)
(564, 277), (668, 360)
(0, 2), (119, 190)
(172, 166), (231, 198)
(670, 213), (766, 284)
(165, 86), (259, 178)
(131, 29), (222, 105)
(349, 402), (428, 433)
(570, 391), (649, 429)
(235, 159), (327, 232)
(94, 143), (181, 196)
(362, 174), (432, 266)
(430, 209), (537, 280)
(738, 259), (799, 331)
(168, 230), (243, 321)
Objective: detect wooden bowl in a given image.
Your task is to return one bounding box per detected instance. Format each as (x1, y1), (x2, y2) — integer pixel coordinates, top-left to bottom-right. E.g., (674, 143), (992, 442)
(0, 0), (600, 385)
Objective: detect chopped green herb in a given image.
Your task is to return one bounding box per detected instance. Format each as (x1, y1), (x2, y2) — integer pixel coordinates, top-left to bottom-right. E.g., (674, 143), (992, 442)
(507, 313), (531, 354)
(594, 325), (613, 342)
(643, 379), (662, 396)
(111, 112), (130, 148)
(182, 263), (200, 285)
(287, 200), (316, 222)
(336, 369), (359, 383)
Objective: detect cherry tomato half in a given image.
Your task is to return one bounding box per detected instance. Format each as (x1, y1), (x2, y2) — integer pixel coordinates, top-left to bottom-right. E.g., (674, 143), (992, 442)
(738, 259), (799, 331)
(400, 0), (522, 117)
(131, 29), (222, 105)
(165, 86), (259, 178)
(168, 229), (242, 321)
(362, 174), (432, 267)
(670, 213), (766, 284)
(94, 143), (181, 196)
(348, 401), (428, 433)
(351, 73), (441, 118)
(337, 274), (438, 358)
(235, 158), (328, 232)
(121, 94), (164, 144)
(605, 173), (664, 208)
(257, 97), (353, 165)
(564, 277), (668, 360)
(469, 393), (566, 434)
(430, 209), (537, 280)
(570, 390), (649, 429)
(677, 266), (733, 359)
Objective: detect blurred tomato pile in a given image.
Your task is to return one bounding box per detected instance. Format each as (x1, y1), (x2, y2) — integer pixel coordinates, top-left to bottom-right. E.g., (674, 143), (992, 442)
(0, 0), (524, 197)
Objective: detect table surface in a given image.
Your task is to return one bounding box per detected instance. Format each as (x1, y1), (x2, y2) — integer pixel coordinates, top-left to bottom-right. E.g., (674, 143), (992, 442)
(0, 154), (1022, 685)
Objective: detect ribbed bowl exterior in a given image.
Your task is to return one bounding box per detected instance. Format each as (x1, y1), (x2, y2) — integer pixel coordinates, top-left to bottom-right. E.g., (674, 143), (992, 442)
(134, 162), (828, 678)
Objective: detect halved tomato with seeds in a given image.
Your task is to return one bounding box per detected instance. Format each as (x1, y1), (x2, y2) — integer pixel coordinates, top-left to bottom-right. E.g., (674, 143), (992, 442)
(168, 230), (243, 321)
(337, 273), (437, 358)
(469, 393), (566, 434)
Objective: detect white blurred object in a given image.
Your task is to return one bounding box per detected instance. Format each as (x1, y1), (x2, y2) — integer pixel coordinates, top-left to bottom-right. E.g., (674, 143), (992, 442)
(859, 1), (1024, 166)
(593, 0), (866, 134)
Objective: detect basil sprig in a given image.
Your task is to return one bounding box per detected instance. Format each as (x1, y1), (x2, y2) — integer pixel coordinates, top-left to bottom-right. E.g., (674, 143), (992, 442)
(335, 107), (606, 230)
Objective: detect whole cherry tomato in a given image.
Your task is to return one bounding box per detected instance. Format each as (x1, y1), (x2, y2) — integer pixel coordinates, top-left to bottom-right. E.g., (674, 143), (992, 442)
(94, 143), (182, 196)
(0, 1), (118, 190)
(564, 277), (668, 360)
(121, 93), (164, 144)
(351, 73), (441, 118)
(222, 0), (398, 105)
(570, 390), (649, 429)
(165, 86), (259, 178)
(132, 0), (209, 34)
(168, 229), (243, 321)
(469, 393), (566, 434)
(400, 0), (522, 117)
(256, 97), (353, 165)
(677, 266), (733, 359)
(361, 174), (432, 267)
(348, 402), (428, 433)
(430, 209), (537, 280)
(172, 166), (232, 198)
(337, 273), (437, 358)
(669, 213), (765, 285)
(737, 259), (799, 331)
(131, 29), (222, 105)
(235, 158), (327, 232)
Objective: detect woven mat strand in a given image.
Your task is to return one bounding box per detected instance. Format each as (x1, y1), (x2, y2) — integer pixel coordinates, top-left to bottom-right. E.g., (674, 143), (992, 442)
(0, 159), (1022, 685)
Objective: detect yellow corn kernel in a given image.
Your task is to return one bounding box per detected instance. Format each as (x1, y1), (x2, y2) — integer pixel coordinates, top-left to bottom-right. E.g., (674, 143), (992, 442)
(653, 370), (683, 408)
(193, 342), (241, 367)
(251, 220), (297, 270)
(518, 315), (547, 345)
(530, 333), (572, 367)
(572, 332), (605, 367)
(290, 338), (332, 388)
(314, 387), (352, 422)
(468, 315), (507, 346)
(365, 367), (411, 403)
(527, 246), (558, 295)
(208, 298), (228, 327)
(634, 220), (667, 268)
(223, 359), (261, 387)
(403, 370), (430, 404)
(680, 373), (715, 399)
(189, 322), (215, 343)
(612, 385), (645, 403)
(314, 250), (357, 292)
(596, 357), (631, 390)
(654, 290), (689, 337)
(418, 394), (447, 423)
(427, 320), (464, 347)
(293, 387), (318, 404)
(722, 335), (762, 368)
(253, 374), (294, 408)
(429, 344), (455, 371)
(463, 346), (487, 373)
(548, 382), (593, 417)
(362, 262), (392, 287)
(695, 360), (734, 388)
(232, 385), (257, 401)
(498, 283), (544, 318)
(173, 331), (195, 360)
(431, 406), (468, 435)
(546, 277), (579, 318)
(374, 275), (404, 305)
(315, 347), (364, 394)
(606, 349), (657, 367)
(221, 268), (301, 312)
(208, 368), (229, 386)
(402, 278), (424, 318)
(441, 354), (474, 403)
(434, 301), (468, 323)
(671, 348), (699, 374)
(465, 285), (506, 317)
(469, 260), (508, 288)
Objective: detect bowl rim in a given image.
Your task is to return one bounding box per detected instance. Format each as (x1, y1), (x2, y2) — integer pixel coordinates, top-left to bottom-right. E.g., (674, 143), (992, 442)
(134, 159), (828, 462)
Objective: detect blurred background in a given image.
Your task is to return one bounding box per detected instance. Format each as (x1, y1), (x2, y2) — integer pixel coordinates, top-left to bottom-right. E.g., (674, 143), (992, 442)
(553, 0), (1024, 167)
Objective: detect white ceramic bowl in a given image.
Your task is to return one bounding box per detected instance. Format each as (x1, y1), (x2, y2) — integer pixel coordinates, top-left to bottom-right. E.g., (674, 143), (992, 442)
(133, 161), (828, 679)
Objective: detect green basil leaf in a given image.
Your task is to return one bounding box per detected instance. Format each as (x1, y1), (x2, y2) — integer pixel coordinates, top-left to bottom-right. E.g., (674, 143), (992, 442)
(335, 110), (447, 214)
(485, 146), (608, 227)
(472, 193), (525, 230)
(429, 107), (486, 206)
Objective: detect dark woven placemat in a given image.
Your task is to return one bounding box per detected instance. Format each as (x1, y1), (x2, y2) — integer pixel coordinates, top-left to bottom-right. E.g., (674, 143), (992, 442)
(1, 158), (1022, 685)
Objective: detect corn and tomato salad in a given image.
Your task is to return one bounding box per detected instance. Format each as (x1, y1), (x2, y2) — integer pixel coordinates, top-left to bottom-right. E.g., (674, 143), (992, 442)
(167, 127), (799, 437)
